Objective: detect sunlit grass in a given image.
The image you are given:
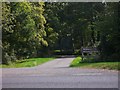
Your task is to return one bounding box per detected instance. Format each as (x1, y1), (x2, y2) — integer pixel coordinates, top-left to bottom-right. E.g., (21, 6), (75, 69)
(0, 58), (55, 68)
(70, 56), (120, 70)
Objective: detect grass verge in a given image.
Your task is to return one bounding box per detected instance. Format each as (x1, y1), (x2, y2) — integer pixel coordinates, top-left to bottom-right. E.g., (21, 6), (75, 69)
(0, 58), (54, 68)
(70, 56), (120, 70)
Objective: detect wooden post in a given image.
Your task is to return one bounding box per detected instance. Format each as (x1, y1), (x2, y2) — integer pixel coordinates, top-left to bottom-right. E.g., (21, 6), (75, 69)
(81, 47), (84, 61)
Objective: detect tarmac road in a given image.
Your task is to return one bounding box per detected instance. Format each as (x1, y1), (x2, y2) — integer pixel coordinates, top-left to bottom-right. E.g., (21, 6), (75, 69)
(1, 57), (119, 88)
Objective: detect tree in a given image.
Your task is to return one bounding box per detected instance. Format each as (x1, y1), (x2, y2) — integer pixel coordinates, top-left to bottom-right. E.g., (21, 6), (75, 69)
(2, 2), (119, 64)
(96, 3), (120, 61)
(2, 2), (47, 64)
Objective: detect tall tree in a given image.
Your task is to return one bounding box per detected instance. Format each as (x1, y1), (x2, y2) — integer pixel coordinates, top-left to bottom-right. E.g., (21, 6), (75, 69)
(2, 2), (47, 64)
(96, 3), (120, 61)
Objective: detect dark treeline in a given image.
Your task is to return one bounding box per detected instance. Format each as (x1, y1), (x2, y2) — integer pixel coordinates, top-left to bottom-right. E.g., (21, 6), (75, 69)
(2, 2), (120, 64)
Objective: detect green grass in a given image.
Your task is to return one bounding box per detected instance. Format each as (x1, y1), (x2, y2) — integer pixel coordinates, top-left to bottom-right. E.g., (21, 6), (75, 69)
(54, 50), (61, 53)
(70, 56), (120, 70)
(0, 58), (54, 68)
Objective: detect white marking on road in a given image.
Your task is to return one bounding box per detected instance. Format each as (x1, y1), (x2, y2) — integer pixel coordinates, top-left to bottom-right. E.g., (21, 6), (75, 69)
(73, 73), (102, 76)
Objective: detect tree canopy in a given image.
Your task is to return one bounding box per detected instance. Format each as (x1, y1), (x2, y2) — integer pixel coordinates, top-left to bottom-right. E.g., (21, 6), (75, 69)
(2, 2), (120, 64)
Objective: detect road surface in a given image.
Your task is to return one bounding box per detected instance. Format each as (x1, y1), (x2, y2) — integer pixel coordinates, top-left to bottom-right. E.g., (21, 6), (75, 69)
(1, 57), (119, 88)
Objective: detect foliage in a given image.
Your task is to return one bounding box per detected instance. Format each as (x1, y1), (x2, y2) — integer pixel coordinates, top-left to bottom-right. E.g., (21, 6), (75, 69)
(2, 2), (47, 64)
(47, 2), (120, 61)
(2, 2), (120, 64)
(96, 3), (120, 61)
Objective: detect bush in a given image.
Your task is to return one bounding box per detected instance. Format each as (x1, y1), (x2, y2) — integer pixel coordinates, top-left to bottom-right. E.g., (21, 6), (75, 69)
(2, 50), (17, 65)
(2, 52), (11, 65)
(81, 53), (101, 63)
(73, 49), (80, 55)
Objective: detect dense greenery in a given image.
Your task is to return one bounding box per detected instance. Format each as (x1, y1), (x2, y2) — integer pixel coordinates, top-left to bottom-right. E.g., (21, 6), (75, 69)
(2, 2), (120, 64)
(70, 57), (120, 70)
(2, 2), (47, 64)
